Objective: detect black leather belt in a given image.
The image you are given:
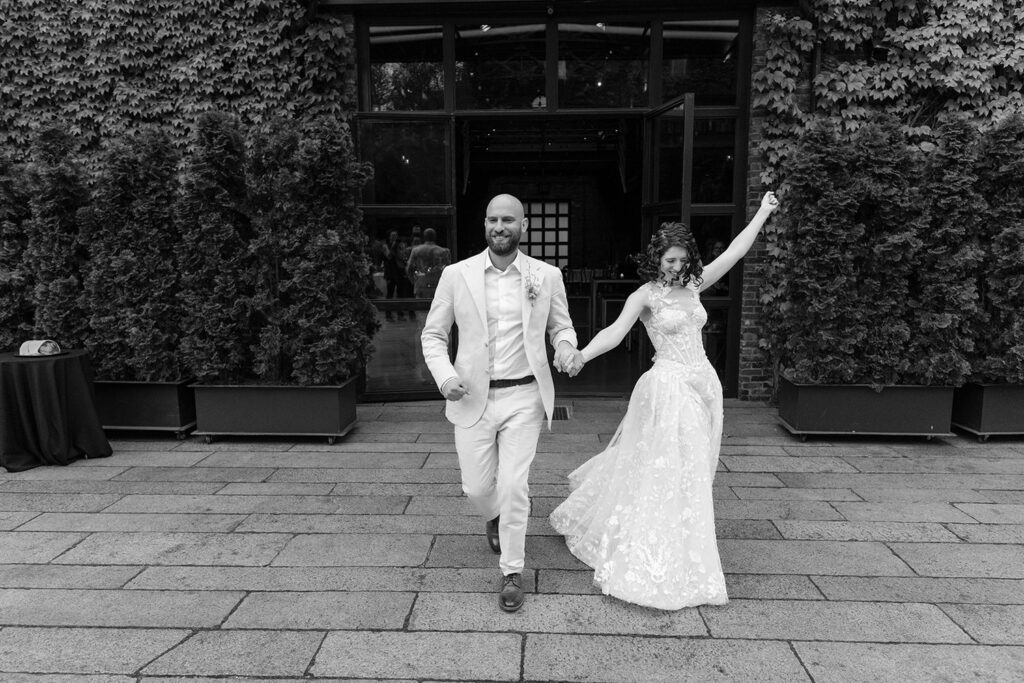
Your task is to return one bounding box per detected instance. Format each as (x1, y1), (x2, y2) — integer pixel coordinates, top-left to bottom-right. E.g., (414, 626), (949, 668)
(489, 375), (535, 389)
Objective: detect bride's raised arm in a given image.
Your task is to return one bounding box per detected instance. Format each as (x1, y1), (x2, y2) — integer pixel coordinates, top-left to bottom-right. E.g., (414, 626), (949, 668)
(699, 192), (779, 292)
(579, 287), (650, 364)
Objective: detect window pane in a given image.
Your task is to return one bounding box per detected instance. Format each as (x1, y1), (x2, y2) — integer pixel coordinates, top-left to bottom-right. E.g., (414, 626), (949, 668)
(656, 114), (686, 202)
(662, 20), (738, 105)
(370, 25), (444, 111)
(456, 24), (546, 109)
(692, 118), (736, 204)
(359, 120), (447, 204)
(559, 22), (650, 108)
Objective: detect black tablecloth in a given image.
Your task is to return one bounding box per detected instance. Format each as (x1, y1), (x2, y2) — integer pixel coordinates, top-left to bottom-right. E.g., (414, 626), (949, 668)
(0, 349), (112, 472)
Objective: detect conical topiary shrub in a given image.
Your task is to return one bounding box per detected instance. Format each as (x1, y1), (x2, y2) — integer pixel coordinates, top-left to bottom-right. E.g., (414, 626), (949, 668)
(21, 127), (90, 348)
(246, 116), (377, 386)
(176, 112), (257, 383)
(80, 130), (187, 381)
(973, 115), (1024, 385)
(906, 118), (984, 386)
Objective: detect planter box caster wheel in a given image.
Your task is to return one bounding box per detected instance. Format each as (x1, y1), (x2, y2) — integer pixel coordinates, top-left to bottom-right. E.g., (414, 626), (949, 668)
(204, 435), (214, 444)
(175, 431), (188, 441)
(327, 436), (336, 445)
(978, 434), (990, 443)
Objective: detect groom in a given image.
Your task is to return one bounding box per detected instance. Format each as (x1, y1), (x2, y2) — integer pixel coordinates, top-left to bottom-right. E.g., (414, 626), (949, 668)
(421, 193), (582, 612)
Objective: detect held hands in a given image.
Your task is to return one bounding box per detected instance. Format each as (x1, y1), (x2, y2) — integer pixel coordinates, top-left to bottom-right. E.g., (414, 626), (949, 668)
(554, 342), (585, 378)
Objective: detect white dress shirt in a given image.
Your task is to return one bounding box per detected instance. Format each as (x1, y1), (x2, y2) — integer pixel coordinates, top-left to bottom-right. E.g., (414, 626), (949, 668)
(485, 250), (532, 381)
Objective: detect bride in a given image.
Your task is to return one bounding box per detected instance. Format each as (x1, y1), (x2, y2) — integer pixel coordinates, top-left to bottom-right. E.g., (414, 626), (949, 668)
(550, 191), (779, 610)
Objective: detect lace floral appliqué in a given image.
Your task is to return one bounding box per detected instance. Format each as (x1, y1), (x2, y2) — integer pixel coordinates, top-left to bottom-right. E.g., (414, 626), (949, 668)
(550, 280), (727, 610)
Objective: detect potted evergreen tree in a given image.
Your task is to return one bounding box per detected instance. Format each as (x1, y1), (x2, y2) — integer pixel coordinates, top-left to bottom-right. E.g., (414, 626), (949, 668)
(21, 127), (91, 349)
(951, 115), (1024, 440)
(180, 113), (377, 443)
(80, 130), (196, 437)
(765, 116), (970, 438)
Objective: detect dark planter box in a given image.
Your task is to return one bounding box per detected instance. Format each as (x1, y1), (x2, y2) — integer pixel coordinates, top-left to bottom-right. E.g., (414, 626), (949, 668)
(93, 380), (196, 438)
(192, 378), (357, 443)
(777, 376), (954, 439)
(952, 383), (1024, 441)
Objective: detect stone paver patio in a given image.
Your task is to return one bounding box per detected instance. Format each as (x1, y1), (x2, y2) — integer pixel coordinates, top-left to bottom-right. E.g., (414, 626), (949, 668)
(2, 398), (1024, 681)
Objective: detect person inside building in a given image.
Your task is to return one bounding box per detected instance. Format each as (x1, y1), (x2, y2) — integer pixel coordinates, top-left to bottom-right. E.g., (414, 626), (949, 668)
(382, 229), (414, 320)
(405, 227), (451, 300)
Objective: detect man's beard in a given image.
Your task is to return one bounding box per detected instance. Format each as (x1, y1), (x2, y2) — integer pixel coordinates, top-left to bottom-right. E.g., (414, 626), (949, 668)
(486, 233), (520, 256)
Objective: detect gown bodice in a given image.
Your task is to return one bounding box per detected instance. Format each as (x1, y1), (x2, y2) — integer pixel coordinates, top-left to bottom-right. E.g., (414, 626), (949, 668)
(642, 281), (708, 367)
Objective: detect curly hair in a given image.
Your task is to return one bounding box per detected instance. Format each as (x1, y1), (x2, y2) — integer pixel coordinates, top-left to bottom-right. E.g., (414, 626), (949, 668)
(636, 222), (704, 286)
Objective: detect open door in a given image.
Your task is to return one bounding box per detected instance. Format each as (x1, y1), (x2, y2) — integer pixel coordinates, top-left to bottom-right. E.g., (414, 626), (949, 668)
(627, 94), (695, 373)
(642, 93), (694, 239)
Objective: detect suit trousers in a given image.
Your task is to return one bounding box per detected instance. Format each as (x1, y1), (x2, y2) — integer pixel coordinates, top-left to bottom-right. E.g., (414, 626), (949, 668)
(454, 381), (545, 575)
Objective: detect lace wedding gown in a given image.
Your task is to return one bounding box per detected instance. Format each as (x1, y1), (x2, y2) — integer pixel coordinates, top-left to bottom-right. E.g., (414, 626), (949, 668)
(549, 281), (727, 610)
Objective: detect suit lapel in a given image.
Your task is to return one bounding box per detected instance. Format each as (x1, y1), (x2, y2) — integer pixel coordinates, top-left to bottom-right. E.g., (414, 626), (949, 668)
(463, 250), (489, 328)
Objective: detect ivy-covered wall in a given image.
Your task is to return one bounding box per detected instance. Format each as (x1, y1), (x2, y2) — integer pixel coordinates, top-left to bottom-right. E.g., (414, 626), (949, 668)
(752, 0), (1024, 185)
(739, 0), (1024, 400)
(0, 0), (356, 162)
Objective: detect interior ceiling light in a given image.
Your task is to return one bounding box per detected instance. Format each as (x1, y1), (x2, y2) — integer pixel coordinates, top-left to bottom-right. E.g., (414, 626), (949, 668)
(480, 24), (491, 31)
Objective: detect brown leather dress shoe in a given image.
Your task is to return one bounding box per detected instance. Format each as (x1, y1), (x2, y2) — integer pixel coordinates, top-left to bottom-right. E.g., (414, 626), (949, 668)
(499, 572), (524, 612)
(485, 515), (500, 554)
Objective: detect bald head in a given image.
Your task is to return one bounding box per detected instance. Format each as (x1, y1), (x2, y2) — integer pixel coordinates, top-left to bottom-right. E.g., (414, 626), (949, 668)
(484, 193), (528, 259)
(486, 194), (525, 220)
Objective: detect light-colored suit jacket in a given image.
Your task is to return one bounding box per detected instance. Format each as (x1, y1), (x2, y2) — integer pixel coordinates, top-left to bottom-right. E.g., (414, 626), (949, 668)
(421, 250), (577, 429)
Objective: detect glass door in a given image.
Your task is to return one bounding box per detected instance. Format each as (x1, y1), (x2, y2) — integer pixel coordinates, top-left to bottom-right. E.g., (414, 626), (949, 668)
(642, 92), (693, 240)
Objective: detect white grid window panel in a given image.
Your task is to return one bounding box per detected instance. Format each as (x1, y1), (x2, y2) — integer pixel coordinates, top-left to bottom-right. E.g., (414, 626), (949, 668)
(521, 200), (570, 268)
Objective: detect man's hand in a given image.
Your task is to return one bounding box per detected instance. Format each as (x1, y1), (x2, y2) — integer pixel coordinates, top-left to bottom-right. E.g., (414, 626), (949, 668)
(554, 342), (584, 376)
(441, 376), (470, 401)
(565, 348), (584, 377)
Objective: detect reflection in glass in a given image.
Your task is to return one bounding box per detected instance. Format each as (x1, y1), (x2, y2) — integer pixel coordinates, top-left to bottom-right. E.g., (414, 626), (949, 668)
(455, 24), (546, 109)
(370, 25), (444, 111)
(359, 120), (447, 204)
(405, 226), (452, 299)
(662, 20), (738, 105)
(363, 216), (452, 304)
(558, 22), (650, 108)
(692, 118), (736, 204)
(656, 114), (686, 202)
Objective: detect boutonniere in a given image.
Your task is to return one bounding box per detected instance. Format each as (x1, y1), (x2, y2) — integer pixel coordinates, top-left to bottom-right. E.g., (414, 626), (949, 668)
(524, 266), (542, 305)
